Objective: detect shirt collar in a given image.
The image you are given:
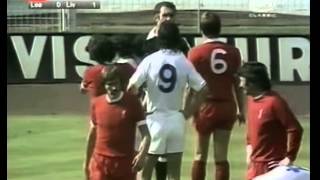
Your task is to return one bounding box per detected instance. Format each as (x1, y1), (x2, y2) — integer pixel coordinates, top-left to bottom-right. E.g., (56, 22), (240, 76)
(105, 92), (124, 103)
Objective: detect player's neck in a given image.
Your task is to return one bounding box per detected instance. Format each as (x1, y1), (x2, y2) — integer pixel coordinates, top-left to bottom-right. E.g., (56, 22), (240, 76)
(105, 91), (124, 103)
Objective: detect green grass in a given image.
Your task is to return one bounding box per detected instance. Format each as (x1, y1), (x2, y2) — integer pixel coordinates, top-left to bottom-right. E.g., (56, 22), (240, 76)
(8, 115), (310, 180)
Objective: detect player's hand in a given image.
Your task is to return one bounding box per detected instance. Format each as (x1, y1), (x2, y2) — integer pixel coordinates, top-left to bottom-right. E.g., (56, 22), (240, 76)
(132, 154), (145, 172)
(267, 157), (292, 170)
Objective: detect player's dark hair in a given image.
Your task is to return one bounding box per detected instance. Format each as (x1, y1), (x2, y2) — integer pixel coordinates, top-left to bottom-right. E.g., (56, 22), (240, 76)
(200, 12), (221, 38)
(238, 62), (272, 91)
(109, 34), (135, 59)
(154, 1), (176, 15)
(86, 35), (116, 64)
(158, 21), (181, 51)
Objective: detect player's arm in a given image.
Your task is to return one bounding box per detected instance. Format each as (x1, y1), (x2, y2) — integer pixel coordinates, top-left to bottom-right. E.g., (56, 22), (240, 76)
(183, 60), (208, 120)
(183, 85), (208, 120)
(83, 121), (96, 179)
(127, 58), (149, 95)
(132, 121), (151, 172)
(273, 98), (304, 165)
(246, 122), (252, 165)
(232, 77), (246, 125)
(131, 97), (151, 172)
(83, 103), (97, 179)
(246, 144), (252, 165)
(233, 49), (246, 125)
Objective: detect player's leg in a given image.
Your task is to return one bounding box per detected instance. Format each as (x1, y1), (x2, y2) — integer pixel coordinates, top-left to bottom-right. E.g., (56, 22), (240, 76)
(143, 114), (167, 180)
(192, 132), (210, 180)
(213, 129), (232, 180)
(165, 112), (185, 180)
(191, 101), (213, 180)
(166, 152), (183, 180)
(155, 156), (167, 180)
(141, 154), (159, 180)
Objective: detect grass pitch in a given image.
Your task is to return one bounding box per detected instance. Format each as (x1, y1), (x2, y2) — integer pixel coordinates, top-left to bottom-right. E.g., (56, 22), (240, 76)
(8, 115), (310, 180)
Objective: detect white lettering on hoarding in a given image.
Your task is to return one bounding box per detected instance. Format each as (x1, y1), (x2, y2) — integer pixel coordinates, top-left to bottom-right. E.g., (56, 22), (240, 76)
(8, 35), (310, 82)
(256, 38), (271, 78)
(278, 37), (310, 81)
(11, 36), (46, 79)
(52, 36), (66, 79)
(234, 38), (249, 64)
(73, 36), (96, 78)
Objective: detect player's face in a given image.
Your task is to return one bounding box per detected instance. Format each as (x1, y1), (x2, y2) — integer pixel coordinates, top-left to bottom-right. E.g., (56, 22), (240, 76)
(156, 6), (176, 26)
(105, 79), (122, 97)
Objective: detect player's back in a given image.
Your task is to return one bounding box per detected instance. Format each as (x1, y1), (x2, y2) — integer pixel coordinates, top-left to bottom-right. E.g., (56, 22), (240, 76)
(143, 50), (199, 112)
(188, 41), (241, 101)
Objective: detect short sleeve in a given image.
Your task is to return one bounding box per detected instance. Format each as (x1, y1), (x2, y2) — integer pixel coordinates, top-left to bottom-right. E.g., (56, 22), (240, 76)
(185, 60), (206, 92)
(128, 57), (150, 89)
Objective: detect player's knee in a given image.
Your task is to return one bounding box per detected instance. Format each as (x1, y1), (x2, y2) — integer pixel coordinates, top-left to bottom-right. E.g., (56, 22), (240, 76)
(194, 153), (208, 161)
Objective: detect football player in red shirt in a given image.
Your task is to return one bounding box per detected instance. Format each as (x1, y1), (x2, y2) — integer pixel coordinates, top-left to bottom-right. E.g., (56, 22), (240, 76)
(80, 35), (115, 99)
(80, 34), (137, 100)
(187, 12), (245, 180)
(237, 62), (303, 180)
(83, 66), (151, 180)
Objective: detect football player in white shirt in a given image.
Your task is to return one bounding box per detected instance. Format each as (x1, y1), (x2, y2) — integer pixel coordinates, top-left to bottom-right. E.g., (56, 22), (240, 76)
(253, 165), (310, 180)
(127, 21), (208, 180)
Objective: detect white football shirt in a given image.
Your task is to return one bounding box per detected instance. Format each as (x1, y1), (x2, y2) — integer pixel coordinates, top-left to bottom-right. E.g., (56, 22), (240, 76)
(253, 165), (310, 180)
(129, 49), (206, 113)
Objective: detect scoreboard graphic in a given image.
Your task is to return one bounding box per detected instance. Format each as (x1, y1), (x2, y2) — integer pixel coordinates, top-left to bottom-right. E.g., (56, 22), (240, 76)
(27, 0), (100, 9)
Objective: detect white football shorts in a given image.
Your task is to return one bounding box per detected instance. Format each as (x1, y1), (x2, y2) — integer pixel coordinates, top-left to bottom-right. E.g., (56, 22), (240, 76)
(253, 165), (310, 180)
(146, 110), (186, 155)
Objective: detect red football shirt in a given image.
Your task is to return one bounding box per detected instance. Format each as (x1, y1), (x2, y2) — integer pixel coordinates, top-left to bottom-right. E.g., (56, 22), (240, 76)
(90, 92), (145, 157)
(246, 91), (303, 162)
(188, 40), (241, 100)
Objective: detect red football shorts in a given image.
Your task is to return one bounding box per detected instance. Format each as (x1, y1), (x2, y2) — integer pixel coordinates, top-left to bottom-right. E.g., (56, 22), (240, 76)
(89, 153), (136, 180)
(246, 161), (270, 180)
(193, 100), (237, 134)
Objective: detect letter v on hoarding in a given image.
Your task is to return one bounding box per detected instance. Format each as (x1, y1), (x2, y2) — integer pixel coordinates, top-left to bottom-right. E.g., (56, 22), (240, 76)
(11, 36), (47, 79)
